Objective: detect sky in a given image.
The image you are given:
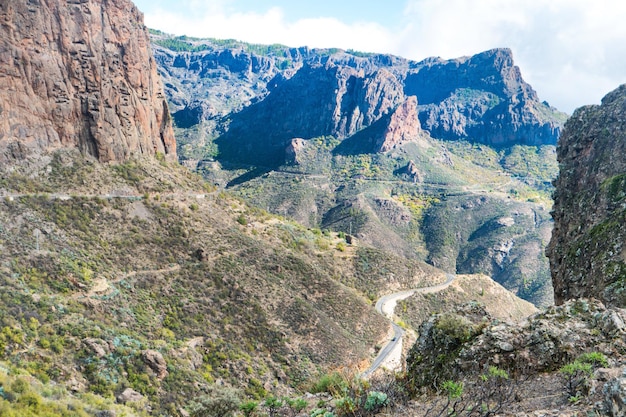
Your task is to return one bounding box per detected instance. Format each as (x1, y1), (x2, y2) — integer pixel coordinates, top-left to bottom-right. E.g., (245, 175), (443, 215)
(133, 0), (626, 114)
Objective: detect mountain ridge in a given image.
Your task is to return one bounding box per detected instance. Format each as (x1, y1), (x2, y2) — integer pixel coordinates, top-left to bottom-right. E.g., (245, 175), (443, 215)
(150, 34), (566, 166)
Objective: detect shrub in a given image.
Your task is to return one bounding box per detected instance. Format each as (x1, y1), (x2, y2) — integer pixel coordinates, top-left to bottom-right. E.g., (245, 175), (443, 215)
(284, 397), (307, 415)
(263, 395), (283, 417)
(239, 400), (258, 417)
(364, 391), (389, 413)
(441, 380), (463, 400)
(335, 396), (358, 415)
(435, 313), (475, 344)
(187, 386), (242, 417)
(558, 352), (607, 401)
(559, 361), (593, 400)
(311, 372), (348, 396)
(237, 214), (248, 226)
(577, 351), (609, 368)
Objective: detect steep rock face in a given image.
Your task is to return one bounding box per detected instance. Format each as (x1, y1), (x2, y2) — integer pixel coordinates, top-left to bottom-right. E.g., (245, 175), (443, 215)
(334, 95), (427, 155)
(151, 37), (565, 164)
(405, 48), (563, 147)
(215, 63), (406, 164)
(153, 43), (292, 122)
(547, 85), (626, 306)
(0, 0), (176, 164)
(376, 95), (424, 152)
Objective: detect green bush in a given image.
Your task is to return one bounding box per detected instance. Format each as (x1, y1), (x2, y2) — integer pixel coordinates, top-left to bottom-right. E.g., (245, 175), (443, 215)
(559, 352), (608, 401)
(263, 395), (283, 417)
(364, 391), (389, 413)
(335, 396), (358, 415)
(187, 386), (242, 417)
(441, 380), (463, 400)
(239, 400), (258, 417)
(236, 214), (248, 226)
(577, 351), (609, 368)
(284, 397), (307, 414)
(559, 360), (593, 400)
(435, 313), (476, 344)
(311, 372), (348, 396)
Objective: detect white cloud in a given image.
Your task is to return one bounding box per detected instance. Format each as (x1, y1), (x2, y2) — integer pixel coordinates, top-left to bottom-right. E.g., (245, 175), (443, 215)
(398, 0), (626, 112)
(144, 6), (394, 53)
(144, 0), (626, 113)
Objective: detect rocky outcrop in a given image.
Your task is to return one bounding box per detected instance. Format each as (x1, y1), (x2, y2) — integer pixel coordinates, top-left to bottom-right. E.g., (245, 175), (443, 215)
(604, 369), (626, 417)
(0, 0), (176, 165)
(406, 299), (626, 389)
(117, 387), (144, 404)
(404, 160), (422, 183)
(547, 85), (626, 307)
(406, 48), (564, 147)
(142, 349), (168, 379)
(215, 63), (406, 164)
(285, 138), (307, 165)
(376, 96), (424, 152)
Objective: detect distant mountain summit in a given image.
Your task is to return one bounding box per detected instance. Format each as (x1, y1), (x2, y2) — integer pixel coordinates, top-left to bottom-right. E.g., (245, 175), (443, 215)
(407, 48), (564, 147)
(152, 35), (566, 165)
(0, 0), (176, 165)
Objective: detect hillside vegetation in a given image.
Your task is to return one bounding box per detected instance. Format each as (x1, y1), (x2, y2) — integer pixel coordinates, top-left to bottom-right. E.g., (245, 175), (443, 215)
(0, 150), (464, 414)
(201, 135), (555, 306)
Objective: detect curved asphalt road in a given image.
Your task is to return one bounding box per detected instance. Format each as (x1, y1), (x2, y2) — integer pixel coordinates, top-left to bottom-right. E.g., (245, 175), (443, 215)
(362, 274), (456, 377)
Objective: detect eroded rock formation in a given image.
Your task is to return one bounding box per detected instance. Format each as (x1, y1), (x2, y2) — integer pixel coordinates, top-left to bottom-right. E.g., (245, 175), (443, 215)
(0, 0), (176, 164)
(547, 85), (626, 306)
(406, 299), (626, 388)
(407, 49), (563, 147)
(376, 96), (424, 152)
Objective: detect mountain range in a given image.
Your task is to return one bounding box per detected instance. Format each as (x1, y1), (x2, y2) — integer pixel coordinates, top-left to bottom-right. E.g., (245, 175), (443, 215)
(151, 33), (567, 307)
(2, 0), (626, 416)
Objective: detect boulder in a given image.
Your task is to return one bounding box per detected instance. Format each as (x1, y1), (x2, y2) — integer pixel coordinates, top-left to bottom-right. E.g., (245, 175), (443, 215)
(604, 369), (626, 417)
(117, 387), (144, 404)
(142, 349), (168, 379)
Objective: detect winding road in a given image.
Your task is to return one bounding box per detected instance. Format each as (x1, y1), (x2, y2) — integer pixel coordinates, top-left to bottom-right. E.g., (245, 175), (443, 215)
(362, 274), (456, 377)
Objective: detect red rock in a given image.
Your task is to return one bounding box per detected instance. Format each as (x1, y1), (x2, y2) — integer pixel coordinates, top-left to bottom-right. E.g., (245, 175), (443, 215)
(376, 96), (424, 152)
(0, 0), (176, 164)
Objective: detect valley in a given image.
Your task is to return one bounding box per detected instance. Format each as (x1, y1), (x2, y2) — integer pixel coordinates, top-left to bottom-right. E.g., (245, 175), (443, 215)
(2, 0), (626, 415)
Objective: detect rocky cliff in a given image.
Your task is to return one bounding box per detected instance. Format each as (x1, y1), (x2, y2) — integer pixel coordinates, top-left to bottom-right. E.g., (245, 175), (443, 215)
(547, 84), (626, 306)
(151, 36), (565, 164)
(406, 48), (565, 147)
(215, 63), (409, 164)
(0, 0), (176, 165)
